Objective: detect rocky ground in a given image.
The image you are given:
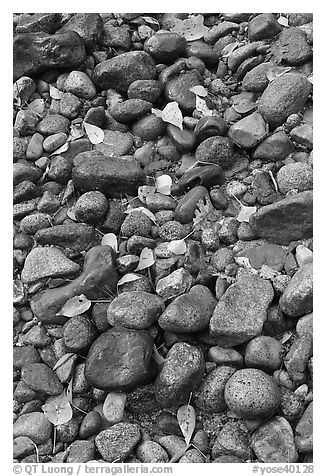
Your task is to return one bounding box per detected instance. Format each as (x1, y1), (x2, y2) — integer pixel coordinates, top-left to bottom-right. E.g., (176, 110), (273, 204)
(13, 13), (313, 464)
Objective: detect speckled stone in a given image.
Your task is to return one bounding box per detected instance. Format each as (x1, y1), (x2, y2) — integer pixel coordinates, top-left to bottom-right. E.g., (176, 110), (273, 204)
(13, 412), (53, 444)
(279, 263), (313, 317)
(196, 365), (236, 413)
(277, 163), (313, 194)
(136, 441), (169, 463)
(21, 362), (64, 395)
(95, 423), (141, 462)
(64, 71), (96, 99)
(245, 336), (283, 372)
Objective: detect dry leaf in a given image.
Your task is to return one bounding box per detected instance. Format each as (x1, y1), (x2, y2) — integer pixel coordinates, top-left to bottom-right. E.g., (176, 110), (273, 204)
(138, 185), (156, 203)
(152, 102), (183, 130)
(61, 180), (74, 204)
(69, 123), (85, 141)
(281, 331), (293, 344)
(50, 142), (69, 156)
(177, 403), (196, 445)
(307, 74), (313, 85)
(56, 294), (91, 317)
(170, 14), (208, 41)
(195, 96), (213, 116)
(222, 42), (240, 57)
(234, 256), (258, 274)
(167, 239), (187, 255)
(277, 15), (289, 27)
(42, 391), (73, 426)
(66, 378), (73, 404)
(236, 205), (257, 223)
(83, 122), (104, 145)
(117, 273), (142, 287)
(189, 85), (208, 97)
(67, 208), (77, 221)
(260, 264), (279, 280)
(141, 16), (160, 28)
(53, 353), (76, 371)
(136, 248), (155, 271)
(156, 175), (172, 195)
(153, 345), (166, 367)
(266, 66), (292, 82)
(101, 233), (118, 252)
(28, 99), (45, 116)
(125, 207), (157, 225)
(49, 85), (63, 100)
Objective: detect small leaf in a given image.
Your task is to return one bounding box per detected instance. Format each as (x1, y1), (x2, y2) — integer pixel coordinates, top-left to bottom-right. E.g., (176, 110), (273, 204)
(28, 99), (45, 116)
(156, 175), (172, 195)
(101, 233), (118, 252)
(138, 185), (156, 203)
(170, 14), (208, 41)
(61, 180), (75, 204)
(167, 239), (187, 255)
(260, 264), (280, 280)
(66, 379), (73, 404)
(67, 208), (77, 221)
(152, 102), (183, 130)
(153, 345), (166, 367)
(195, 95), (213, 116)
(53, 353), (76, 371)
(42, 392), (73, 426)
(125, 206), (157, 225)
(69, 123), (85, 141)
(281, 331), (293, 344)
(135, 248), (155, 271)
(56, 294), (91, 317)
(234, 256), (258, 274)
(141, 16), (160, 28)
(49, 85), (63, 100)
(266, 65), (292, 82)
(222, 42), (240, 57)
(117, 273), (142, 287)
(232, 195), (257, 223)
(50, 142), (69, 156)
(307, 74), (313, 85)
(277, 15), (289, 27)
(83, 122), (104, 145)
(177, 403), (196, 445)
(189, 85), (208, 97)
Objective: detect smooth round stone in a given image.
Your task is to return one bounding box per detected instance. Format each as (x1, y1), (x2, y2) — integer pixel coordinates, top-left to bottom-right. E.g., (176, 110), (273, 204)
(196, 365), (236, 412)
(107, 291), (164, 330)
(127, 80), (162, 103)
(59, 92), (82, 119)
(132, 114), (166, 141)
(236, 244), (287, 272)
(158, 220), (187, 241)
(64, 70), (96, 99)
(177, 164), (225, 193)
(272, 28), (312, 66)
(136, 441), (169, 463)
(253, 131), (295, 161)
(110, 99), (152, 123)
(179, 448), (206, 463)
(74, 190), (108, 224)
(208, 346), (244, 367)
(175, 185), (210, 224)
(121, 210), (152, 238)
(13, 412), (52, 444)
(213, 455), (244, 463)
(144, 32), (187, 64)
(277, 163), (313, 194)
(296, 313), (313, 337)
(26, 133), (44, 160)
(66, 440), (96, 463)
(194, 116), (227, 144)
(37, 114), (70, 136)
(156, 268), (193, 301)
(13, 137), (28, 160)
(228, 112), (267, 148)
(85, 327), (155, 391)
(13, 345), (41, 370)
(195, 136), (233, 168)
(245, 336), (283, 372)
(166, 124), (196, 152)
(63, 315), (97, 353)
(43, 132), (67, 153)
(79, 411), (103, 439)
(224, 368), (281, 418)
(295, 244), (313, 267)
(95, 130), (134, 157)
(145, 193), (176, 212)
(186, 40), (219, 65)
(164, 70), (203, 113)
(102, 392), (127, 425)
(242, 62), (272, 92)
(21, 362), (64, 395)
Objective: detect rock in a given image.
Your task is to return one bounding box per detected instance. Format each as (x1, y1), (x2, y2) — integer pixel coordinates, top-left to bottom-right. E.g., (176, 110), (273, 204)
(236, 244), (287, 271)
(179, 448), (206, 463)
(213, 455), (244, 463)
(195, 136), (233, 168)
(13, 162), (42, 186)
(35, 224), (96, 257)
(290, 123), (313, 149)
(16, 13), (62, 34)
(74, 191), (108, 224)
(132, 114), (166, 141)
(93, 51), (156, 92)
(253, 131), (295, 161)
(248, 13), (281, 40)
(224, 368), (280, 418)
(295, 402), (313, 453)
(177, 165), (225, 193)
(107, 292), (164, 329)
(21, 247), (80, 284)
(95, 423), (141, 462)
(13, 345), (41, 370)
(164, 70), (203, 113)
(249, 191), (313, 244)
(63, 315), (97, 353)
(43, 133), (67, 153)
(102, 392), (127, 425)
(158, 284), (217, 333)
(252, 416), (298, 463)
(210, 270), (274, 346)
(66, 440), (96, 463)
(257, 72), (312, 127)
(289, 14), (313, 26)
(245, 336), (283, 372)
(296, 313), (313, 337)
(136, 441), (169, 463)
(85, 327), (156, 391)
(227, 42), (263, 72)
(59, 92), (82, 119)
(79, 411), (102, 439)
(110, 99), (152, 123)
(14, 110), (39, 136)
(271, 27), (313, 66)
(156, 268), (193, 301)
(277, 163), (313, 194)
(174, 185), (210, 224)
(211, 247), (234, 271)
(37, 114), (70, 136)
(128, 80), (162, 103)
(158, 221), (187, 241)
(144, 32), (187, 63)
(212, 421), (253, 460)
(284, 334), (313, 383)
(279, 263), (313, 317)
(58, 13), (103, 51)
(13, 436), (36, 459)
(186, 40), (219, 65)
(72, 151), (146, 197)
(94, 130), (133, 157)
(64, 71), (96, 100)
(205, 21), (239, 43)
(229, 112), (267, 148)
(30, 246), (118, 324)
(154, 342), (205, 407)
(121, 210), (152, 238)
(208, 345), (243, 367)
(242, 62), (272, 92)
(296, 245), (313, 267)
(21, 363), (63, 395)
(13, 412), (52, 444)
(13, 31), (86, 80)
(101, 24), (132, 50)
(146, 194), (176, 212)
(195, 365), (236, 412)
(166, 124), (196, 152)
(194, 116), (227, 144)
(13, 76), (36, 102)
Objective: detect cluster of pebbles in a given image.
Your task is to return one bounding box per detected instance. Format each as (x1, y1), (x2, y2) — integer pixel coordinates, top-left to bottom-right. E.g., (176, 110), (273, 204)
(13, 13), (313, 464)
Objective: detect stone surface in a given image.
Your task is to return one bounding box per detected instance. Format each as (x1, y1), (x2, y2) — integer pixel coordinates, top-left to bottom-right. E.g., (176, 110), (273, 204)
(279, 263), (313, 317)
(144, 32), (187, 63)
(195, 136), (233, 168)
(236, 244), (287, 271)
(253, 131), (295, 161)
(64, 71), (96, 100)
(295, 402), (313, 453)
(21, 363), (64, 395)
(164, 70), (203, 113)
(248, 13), (281, 40)
(156, 268), (193, 301)
(245, 336), (283, 372)
(58, 13), (103, 51)
(249, 191), (313, 244)
(277, 163), (313, 194)
(271, 27), (313, 66)
(195, 365), (236, 413)
(212, 421), (253, 460)
(94, 130), (134, 157)
(13, 412), (52, 444)
(210, 270), (274, 346)
(228, 112), (267, 148)
(34, 224), (96, 257)
(95, 423), (141, 462)
(284, 334), (313, 383)
(175, 186), (210, 224)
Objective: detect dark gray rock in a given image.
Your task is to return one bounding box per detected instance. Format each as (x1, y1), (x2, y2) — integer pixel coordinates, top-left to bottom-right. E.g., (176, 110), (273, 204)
(212, 421), (253, 460)
(144, 32), (187, 64)
(248, 13), (281, 41)
(21, 363), (64, 395)
(15, 13), (62, 34)
(295, 402), (313, 453)
(195, 365), (236, 413)
(127, 80), (162, 103)
(195, 136), (233, 168)
(13, 412), (52, 444)
(253, 131), (295, 161)
(164, 70), (203, 113)
(35, 224), (96, 257)
(95, 423), (141, 462)
(110, 99), (152, 123)
(271, 27), (313, 66)
(58, 13), (103, 51)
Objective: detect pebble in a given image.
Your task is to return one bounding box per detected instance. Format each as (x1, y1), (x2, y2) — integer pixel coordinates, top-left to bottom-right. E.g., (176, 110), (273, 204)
(95, 423), (141, 462)
(253, 131), (295, 161)
(95, 130), (133, 157)
(13, 412), (52, 444)
(179, 448), (206, 463)
(26, 133), (44, 160)
(64, 71), (96, 99)
(213, 455), (244, 463)
(144, 32), (187, 64)
(245, 336), (283, 372)
(195, 136), (233, 168)
(35, 223), (96, 257)
(14, 162), (43, 186)
(205, 21), (239, 43)
(37, 114), (70, 136)
(158, 220), (187, 241)
(252, 416), (298, 463)
(63, 315), (97, 353)
(21, 246), (80, 284)
(236, 244), (286, 271)
(186, 40), (219, 65)
(277, 163), (313, 194)
(295, 245), (313, 267)
(196, 365), (236, 412)
(107, 292), (164, 329)
(166, 124), (196, 152)
(66, 440), (96, 463)
(295, 402), (313, 453)
(13, 345), (40, 370)
(136, 441), (169, 463)
(79, 411), (102, 439)
(158, 284), (217, 333)
(228, 41), (264, 72)
(59, 93), (82, 119)
(208, 346), (243, 367)
(74, 191), (108, 225)
(156, 268), (193, 301)
(13, 76), (36, 102)
(132, 114), (166, 141)
(284, 334), (313, 383)
(224, 368), (281, 418)
(296, 313), (313, 337)
(279, 263), (313, 317)
(212, 421), (253, 460)
(154, 342), (205, 407)
(14, 110), (39, 136)
(290, 123), (313, 149)
(271, 27), (312, 66)
(157, 435), (187, 459)
(85, 327), (155, 391)
(110, 99), (152, 123)
(121, 210), (152, 238)
(211, 247), (234, 272)
(164, 70), (203, 113)
(175, 186), (210, 224)
(58, 13), (103, 51)
(242, 62), (272, 92)
(102, 392), (127, 426)
(248, 13), (281, 40)
(21, 362), (63, 395)
(127, 80), (162, 103)
(210, 269), (274, 346)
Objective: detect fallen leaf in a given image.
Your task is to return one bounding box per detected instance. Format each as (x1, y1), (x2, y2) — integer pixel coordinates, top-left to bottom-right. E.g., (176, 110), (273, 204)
(49, 85), (63, 100)
(221, 42), (240, 58)
(69, 123), (85, 141)
(156, 175), (172, 195)
(189, 85), (208, 97)
(170, 14), (209, 41)
(195, 95), (213, 116)
(138, 185), (156, 203)
(152, 102), (183, 130)
(125, 207), (157, 225)
(277, 15), (289, 27)
(53, 353), (76, 371)
(117, 273), (142, 287)
(167, 239), (187, 255)
(260, 264), (279, 280)
(67, 208), (77, 221)
(135, 248), (155, 271)
(177, 403), (196, 445)
(61, 180), (75, 204)
(50, 142), (69, 156)
(234, 256), (258, 274)
(281, 331), (293, 344)
(28, 99), (45, 116)
(153, 345), (166, 367)
(236, 205), (257, 223)
(42, 391), (73, 426)
(13, 279), (25, 304)
(141, 16), (160, 28)
(56, 294), (91, 317)
(307, 74), (313, 85)
(83, 122), (104, 145)
(266, 65), (292, 82)
(101, 233), (118, 252)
